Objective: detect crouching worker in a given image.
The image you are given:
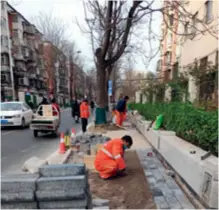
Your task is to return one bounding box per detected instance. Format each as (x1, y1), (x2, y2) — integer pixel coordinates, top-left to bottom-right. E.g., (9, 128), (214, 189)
(94, 135), (133, 180)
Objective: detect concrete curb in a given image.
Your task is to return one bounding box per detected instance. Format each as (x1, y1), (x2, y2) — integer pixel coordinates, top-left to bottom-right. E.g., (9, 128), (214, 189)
(46, 149), (72, 165)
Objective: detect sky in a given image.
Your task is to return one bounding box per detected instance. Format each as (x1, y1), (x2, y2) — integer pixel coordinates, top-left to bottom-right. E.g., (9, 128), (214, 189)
(8, 0), (162, 73)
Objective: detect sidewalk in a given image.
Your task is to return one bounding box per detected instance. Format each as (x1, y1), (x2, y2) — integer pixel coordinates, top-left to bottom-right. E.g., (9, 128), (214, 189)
(105, 121), (195, 209)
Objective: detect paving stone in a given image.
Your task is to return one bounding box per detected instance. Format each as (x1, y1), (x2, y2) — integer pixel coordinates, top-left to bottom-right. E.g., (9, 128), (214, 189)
(144, 170), (153, 177)
(147, 177), (156, 187)
(173, 189), (195, 209)
(37, 175), (86, 191)
(166, 178), (180, 190)
(151, 187), (163, 196)
(148, 164), (157, 169)
(155, 182), (173, 195)
(1, 174), (38, 193)
(93, 198), (109, 207)
(39, 163), (85, 177)
(151, 169), (165, 183)
(36, 188), (85, 201)
(1, 202), (37, 209)
(1, 192), (34, 203)
(163, 192), (182, 209)
(154, 196), (170, 209)
(39, 199), (88, 209)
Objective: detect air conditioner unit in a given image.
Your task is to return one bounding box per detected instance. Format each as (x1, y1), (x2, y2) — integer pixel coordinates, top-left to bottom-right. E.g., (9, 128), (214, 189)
(18, 77), (29, 86)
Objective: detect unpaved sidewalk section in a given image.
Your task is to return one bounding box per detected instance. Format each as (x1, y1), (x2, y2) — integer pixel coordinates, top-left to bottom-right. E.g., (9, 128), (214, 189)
(88, 151), (156, 209)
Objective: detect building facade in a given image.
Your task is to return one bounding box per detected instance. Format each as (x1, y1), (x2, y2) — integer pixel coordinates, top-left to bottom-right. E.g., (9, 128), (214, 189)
(179, 0), (218, 102)
(158, 0), (218, 103)
(1, 1), (47, 104)
(42, 41), (69, 105)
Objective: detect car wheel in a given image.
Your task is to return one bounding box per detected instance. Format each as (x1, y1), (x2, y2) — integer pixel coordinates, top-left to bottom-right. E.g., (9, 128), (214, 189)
(21, 118), (26, 128)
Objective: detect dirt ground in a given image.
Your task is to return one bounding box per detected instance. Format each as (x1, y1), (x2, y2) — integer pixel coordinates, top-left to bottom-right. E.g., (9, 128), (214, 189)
(89, 151), (156, 209)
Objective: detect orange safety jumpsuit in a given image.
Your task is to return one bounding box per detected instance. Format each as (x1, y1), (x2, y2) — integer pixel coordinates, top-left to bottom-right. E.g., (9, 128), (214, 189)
(94, 138), (125, 179)
(80, 102), (90, 119)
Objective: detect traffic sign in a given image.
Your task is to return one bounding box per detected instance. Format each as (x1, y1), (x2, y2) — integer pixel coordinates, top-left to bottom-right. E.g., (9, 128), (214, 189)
(108, 80), (112, 96)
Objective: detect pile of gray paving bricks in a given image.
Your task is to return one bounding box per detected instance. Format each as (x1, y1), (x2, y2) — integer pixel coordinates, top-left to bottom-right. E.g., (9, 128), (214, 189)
(1, 164), (92, 209)
(72, 133), (111, 146)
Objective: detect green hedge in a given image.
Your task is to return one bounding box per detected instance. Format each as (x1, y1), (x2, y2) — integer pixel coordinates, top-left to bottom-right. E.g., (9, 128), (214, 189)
(131, 102), (218, 156)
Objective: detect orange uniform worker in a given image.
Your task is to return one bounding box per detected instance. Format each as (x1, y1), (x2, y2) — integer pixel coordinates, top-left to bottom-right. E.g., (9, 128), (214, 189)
(80, 99), (90, 133)
(94, 135), (133, 179)
(115, 96), (129, 126)
(51, 98), (60, 116)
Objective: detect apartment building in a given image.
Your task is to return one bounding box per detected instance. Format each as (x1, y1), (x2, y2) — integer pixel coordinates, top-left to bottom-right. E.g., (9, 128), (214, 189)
(180, 0), (218, 102)
(42, 41), (69, 105)
(158, 0), (218, 103)
(1, 1), (47, 104)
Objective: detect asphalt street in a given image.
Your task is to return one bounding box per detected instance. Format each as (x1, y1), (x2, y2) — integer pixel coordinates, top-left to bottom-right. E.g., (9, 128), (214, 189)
(1, 108), (87, 175)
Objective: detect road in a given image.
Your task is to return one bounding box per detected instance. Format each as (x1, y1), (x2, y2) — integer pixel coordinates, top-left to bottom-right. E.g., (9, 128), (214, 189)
(1, 109), (84, 175)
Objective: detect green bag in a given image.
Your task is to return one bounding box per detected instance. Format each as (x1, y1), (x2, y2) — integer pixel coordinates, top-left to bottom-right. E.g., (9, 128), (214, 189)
(154, 114), (164, 130)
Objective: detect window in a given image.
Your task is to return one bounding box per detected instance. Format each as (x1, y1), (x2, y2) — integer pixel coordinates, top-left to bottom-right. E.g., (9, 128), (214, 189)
(1, 1), (5, 10)
(215, 51), (218, 66)
(205, 0), (213, 23)
(1, 36), (8, 48)
(200, 56), (208, 70)
(12, 14), (18, 23)
(1, 17), (6, 29)
(13, 29), (19, 39)
(1, 54), (9, 65)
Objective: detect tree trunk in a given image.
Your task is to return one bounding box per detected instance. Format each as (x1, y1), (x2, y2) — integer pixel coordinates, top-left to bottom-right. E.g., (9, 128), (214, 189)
(95, 61), (107, 124)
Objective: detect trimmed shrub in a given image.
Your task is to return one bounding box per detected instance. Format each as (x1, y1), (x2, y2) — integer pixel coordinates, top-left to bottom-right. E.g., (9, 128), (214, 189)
(131, 102), (218, 156)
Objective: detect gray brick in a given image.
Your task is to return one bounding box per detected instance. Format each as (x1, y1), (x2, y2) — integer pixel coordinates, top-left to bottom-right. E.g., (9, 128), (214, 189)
(39, 199), (88, 209)
(154, 196), (170, 209)
(173, 189), (195, 209)
(36, 188), (85, 201)
(39, 164), (85, 177)
(1, 202), (37, 209)
(1, 192), (34, 203)
(93, 198), (109, 207)
(166, 178), (180, 190)
(144, 170), (153, 177)
(37, 175), (86, 191)
(151, 169), (165, 183)
(163, 192), (182, 209)
(151, 187), (163, 196)
(93, 206), (109, 209)
(156, 182), (173, 195)
(147, 177), (156, 187)
(1, 174), (38, 193)
(148, 164), (157, 169)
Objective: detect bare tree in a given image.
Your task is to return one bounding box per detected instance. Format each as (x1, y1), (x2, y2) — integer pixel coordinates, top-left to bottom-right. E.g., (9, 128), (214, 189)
(76, 0), (218, 124)
(33, 11), (70, 50)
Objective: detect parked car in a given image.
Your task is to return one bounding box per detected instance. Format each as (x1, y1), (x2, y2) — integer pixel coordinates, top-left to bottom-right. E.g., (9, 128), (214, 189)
(0, 101), (33, 128)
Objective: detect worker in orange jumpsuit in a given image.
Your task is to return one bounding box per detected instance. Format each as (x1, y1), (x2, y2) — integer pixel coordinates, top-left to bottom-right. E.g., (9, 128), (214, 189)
(94, 135), (133, 179)
(80, 99), (90, 133)
(115, 96), (129, 126)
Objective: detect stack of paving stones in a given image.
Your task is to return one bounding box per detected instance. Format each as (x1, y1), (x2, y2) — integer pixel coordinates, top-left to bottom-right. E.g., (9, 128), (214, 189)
(36, 163), (92, 209)
(137, 149), (195, 209)
(73, 133), (111, 145)
(1, 174), (38, 209)
(72, 133), (111, 154)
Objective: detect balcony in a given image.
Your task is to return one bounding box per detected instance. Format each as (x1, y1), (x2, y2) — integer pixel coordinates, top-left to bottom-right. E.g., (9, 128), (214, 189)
(1, 73), (11, 85)
(1, 65), (10, 72)
(12, 46), (24, 60)
(23, 24), (35, 35)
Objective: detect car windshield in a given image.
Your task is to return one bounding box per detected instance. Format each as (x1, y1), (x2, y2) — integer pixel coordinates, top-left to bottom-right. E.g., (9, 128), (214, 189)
(0, 103), (22, 111)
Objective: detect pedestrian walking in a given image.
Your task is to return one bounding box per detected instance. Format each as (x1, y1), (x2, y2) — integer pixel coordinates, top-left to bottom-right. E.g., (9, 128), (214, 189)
(80, 99), (90, 133)
(71, 97), (80, 123)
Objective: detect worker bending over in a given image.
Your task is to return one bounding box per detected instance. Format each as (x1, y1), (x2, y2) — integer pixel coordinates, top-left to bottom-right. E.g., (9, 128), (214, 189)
(115, 96), (129, 126)
(94, 135), (133, 180)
